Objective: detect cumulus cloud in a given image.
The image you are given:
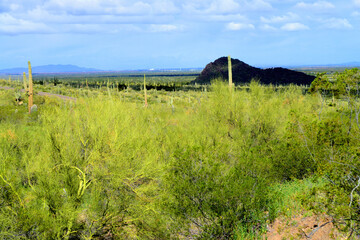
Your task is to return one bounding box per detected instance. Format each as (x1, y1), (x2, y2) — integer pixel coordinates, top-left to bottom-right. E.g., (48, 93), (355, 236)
(41, 0), (179, 15)
(260, 12), (297, 23)
(183, 0), (240, 14)
(205, 14), (247, 22)
(148, 24), (181, 32)
(352, 11), (360, 16)
(27, 7), (68, 23)
(207, 0), (240, 14)
(295, 1), (335, 10)
(9, 4), (21, 11)
(183, 0), (272, 14)
(245, 0), (272, 11)
(43, 0), (153, 15)
(0, 0), (183, 34)
(281, 22), (309, 31)
(27, 6), (171, 25)
(0, 0), (355, 35)
(226, 22), (255, 30)
(0, 13), (52, 34)
(321, 18), (352, 29)
(260, 24), (277, 31)
(151, 0), (178, 14)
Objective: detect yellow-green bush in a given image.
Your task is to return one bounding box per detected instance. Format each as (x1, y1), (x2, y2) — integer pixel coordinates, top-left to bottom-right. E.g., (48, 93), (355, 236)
(0, 80), (359, 239)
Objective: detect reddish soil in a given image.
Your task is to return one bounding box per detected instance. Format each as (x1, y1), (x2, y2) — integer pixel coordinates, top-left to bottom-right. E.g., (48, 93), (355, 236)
(266, 213), (347, 240)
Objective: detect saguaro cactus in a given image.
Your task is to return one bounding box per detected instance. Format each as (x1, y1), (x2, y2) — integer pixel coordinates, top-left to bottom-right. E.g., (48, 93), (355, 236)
(144, 74), (148, 107)
(23, 72), (28, 92)
(28, 61), (33, 113)
(107, 79), (112, 99)
(228, 55), (233, 89)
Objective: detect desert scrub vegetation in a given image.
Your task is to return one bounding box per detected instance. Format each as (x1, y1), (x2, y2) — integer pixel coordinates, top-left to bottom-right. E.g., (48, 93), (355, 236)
(0, 74), (359, 239)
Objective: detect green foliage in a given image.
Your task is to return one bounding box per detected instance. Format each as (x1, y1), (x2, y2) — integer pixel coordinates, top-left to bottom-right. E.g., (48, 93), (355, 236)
(309, 72), (332, 93)
(0, 78), (359, 238)
(309, 68), (360, 98)
(161, 146), (271, 239)
(301, 70), (360, 235)
(336, 68), (360, 91)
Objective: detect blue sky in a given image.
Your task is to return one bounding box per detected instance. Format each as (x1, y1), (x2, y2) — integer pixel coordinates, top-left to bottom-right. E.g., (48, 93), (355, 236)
(0, 0), (360, 70)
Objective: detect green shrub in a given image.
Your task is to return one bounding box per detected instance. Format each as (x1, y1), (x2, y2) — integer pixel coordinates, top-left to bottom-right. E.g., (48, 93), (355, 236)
(161, 146), (272, 239)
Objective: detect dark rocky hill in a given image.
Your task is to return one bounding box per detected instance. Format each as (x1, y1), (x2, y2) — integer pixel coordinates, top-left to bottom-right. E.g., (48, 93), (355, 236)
(191, 57), (315, 85)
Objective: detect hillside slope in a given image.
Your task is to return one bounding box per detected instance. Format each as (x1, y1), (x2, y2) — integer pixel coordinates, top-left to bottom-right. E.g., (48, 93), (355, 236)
(192, 57), (315, 85)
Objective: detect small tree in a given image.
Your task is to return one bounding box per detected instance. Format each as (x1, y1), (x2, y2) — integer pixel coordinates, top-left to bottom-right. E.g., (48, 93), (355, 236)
(309, 72), (332, 94)
(335, 68), (360, 97)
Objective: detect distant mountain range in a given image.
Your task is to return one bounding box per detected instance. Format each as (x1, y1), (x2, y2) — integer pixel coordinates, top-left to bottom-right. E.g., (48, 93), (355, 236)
(307, 62), (360, 67)
(0, 62), (359, 75)
(0, 64), (101, 74)
(0, 64), (204, 75)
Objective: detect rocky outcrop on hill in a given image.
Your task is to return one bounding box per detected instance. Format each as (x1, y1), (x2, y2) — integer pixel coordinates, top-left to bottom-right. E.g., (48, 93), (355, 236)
(191, 57), (315, 85)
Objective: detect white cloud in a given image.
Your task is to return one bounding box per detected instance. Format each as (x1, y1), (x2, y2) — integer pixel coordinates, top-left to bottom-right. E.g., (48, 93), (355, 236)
(206, 14), (247, 22)
(61, 24), (108, 33)
(183, 0), (272, 14)
(245, 0), (273, 11)
(183, 0), (240, 14)
(281, 22), (309, 31)
(0, 6), (178, 35)
(151, 0), (178, 14)
(148, 24), (180, 32)
(0, 13), (52, 34)
(207, 0), (240, 14)
(44, 0), (102, 14)
(27, 6), (173, 25)
(352, 11), (360, 16)
(295, 1), (335, 10)
(27, 7), (67, 23)
(42, 0), (178, 15)
(226, 22), (255, 30)
(260, 24), (277, 31)
(43, 0), (155, 15)
(9, 4), (21, 11)
(260, 12), (297, 23)
(321, 18), (352, 29)
(2, 0), (356, 36)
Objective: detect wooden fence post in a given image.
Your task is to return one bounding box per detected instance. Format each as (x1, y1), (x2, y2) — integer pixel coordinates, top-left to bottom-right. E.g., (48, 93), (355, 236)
(28, 61), (33, 113)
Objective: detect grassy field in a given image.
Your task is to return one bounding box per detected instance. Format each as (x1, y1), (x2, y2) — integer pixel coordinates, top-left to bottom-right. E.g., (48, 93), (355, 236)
(0, 74), (359, 239)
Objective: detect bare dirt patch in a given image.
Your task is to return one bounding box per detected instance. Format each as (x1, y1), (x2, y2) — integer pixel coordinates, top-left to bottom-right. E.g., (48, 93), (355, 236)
(0, 86), (76, 101)
(266, 213), (347, 240)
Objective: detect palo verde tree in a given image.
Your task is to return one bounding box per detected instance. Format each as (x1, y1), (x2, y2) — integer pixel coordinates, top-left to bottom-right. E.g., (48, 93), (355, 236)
(335, 68), (360, 97)
(309, 72), (332, 94)
(306, 69), (360, 236)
